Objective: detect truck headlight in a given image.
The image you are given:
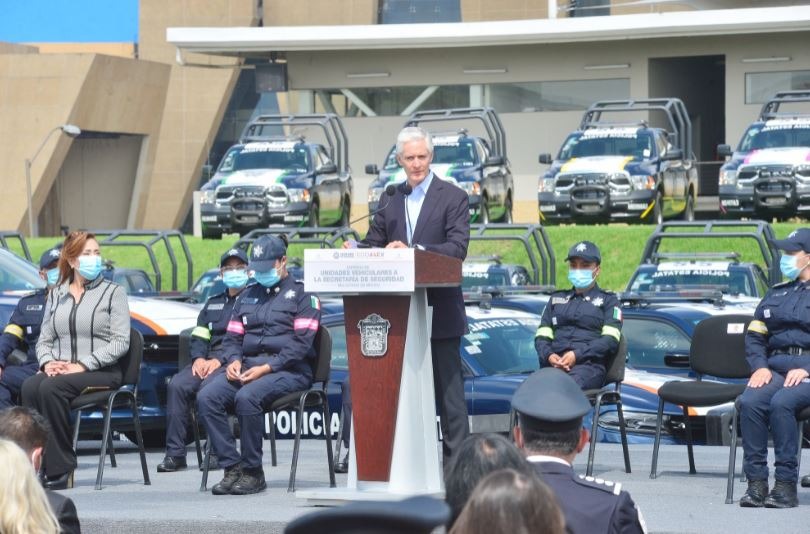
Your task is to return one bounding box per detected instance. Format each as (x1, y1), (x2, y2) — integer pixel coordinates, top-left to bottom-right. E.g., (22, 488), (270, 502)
(796, 165), (810, 180)
(286, 188), (310, 203)
(719, 169), (738, 186)
(539, 178), (556, 193)
(368, 187), (384, 204)
(459, 182), (481, 195)
(200, 190), (216, 204)
(630, 175), (655, 190)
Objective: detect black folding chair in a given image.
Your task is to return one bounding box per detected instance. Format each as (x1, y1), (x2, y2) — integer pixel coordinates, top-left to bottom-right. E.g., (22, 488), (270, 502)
(650, 314), (752, 483)
(585, 335), (630, 476)
(71, 328), (151, 490)
(174, 327), (205, 467)
(200, 324), (336, 493)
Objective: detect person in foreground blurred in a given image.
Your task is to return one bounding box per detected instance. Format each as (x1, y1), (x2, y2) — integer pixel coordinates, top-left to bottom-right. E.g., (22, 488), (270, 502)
(444, 433), (536, 526)
(0, 407), (81, 534)
(22, 231), (130, 490)
(0, 437), (60, 534)
(513, 368), (646, 534)
(449, 468), (565, 534)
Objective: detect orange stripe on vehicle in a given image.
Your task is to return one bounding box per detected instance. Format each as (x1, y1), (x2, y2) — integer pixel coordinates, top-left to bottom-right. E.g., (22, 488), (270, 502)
(129, 312), (167, 336)
(627, 382), (697, 415)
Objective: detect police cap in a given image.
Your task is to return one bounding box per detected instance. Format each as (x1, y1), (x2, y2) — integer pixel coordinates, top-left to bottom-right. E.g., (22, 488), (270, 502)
(39, 246), (62, 270)
(512, 368), (592, 432)
(219, 247), (249, 267)
(249, 235), (287, 272)
(772, 228), (810, 253)
(565, 240), (601, 264)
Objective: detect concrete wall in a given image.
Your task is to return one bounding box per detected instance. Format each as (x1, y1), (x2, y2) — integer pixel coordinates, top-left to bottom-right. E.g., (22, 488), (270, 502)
(264, 0), (376, 25)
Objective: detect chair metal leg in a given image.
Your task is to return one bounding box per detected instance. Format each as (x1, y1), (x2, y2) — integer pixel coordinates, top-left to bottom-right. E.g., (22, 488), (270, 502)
(269, 412), (278, 467)
(107, 431), (117, 468)
(200, 439), (211, 492)
(322, 393), (335, 488)
(683, 406), (697, 474)
(334, 406), (345, 468)
(288, 394), (309, 493)
(650, 397), (665, 479)
(726, 405), (739, 504)
(129, 393), (151, 486)
(586, 393), (603, 477)
(72, 410), (82, 451)
(616, 397), (631, 474)
(95, 399), (115, 490)
(190, 406), (203, 467)
(798, 421), (805, 473)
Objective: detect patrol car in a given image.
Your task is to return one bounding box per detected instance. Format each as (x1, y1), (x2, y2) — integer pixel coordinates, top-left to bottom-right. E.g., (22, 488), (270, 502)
(718, 91), (810, 218)
(626, 260), (769, 299)
(199, 114), (353, 238)
(538, 99), (699, 224)
(462, 256), (531, 289)
(366, 107), (513, 224)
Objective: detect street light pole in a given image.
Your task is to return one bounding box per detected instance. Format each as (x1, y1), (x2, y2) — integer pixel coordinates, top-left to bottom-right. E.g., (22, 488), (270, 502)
(24, 124), (82, 237)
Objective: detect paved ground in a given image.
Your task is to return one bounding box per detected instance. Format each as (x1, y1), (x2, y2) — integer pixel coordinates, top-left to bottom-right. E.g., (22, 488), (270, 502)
(63, 437), (810, 534)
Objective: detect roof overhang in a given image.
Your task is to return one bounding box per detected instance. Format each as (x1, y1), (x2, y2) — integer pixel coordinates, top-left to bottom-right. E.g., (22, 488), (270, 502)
(168, 6), (810, 58)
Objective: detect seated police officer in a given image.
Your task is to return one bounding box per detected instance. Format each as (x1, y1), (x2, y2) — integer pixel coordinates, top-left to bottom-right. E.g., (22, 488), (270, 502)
(197, 235), (321, 495)
(0, 246), (61, 409)
(512, 368), (646, 534)
(738, 228), (810, 508)
(157, 248), (250, 473)
(534, 241), (622, 389)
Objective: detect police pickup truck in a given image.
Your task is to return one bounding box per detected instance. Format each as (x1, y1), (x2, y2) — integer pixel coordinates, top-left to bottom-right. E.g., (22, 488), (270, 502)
(538, 99), (698, 224)
(199, 114), (353, 238)
(366, 107), (513, 224)
(718, 91), (810, 218)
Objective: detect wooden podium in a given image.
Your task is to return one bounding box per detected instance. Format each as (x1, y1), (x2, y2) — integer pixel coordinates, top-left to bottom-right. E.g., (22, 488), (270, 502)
(299, 248), (461, 503)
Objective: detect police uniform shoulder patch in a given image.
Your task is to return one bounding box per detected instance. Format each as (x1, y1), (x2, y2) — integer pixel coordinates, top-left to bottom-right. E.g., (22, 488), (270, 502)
(592, 296), (604, 307)
(284, 289), (296, 300)
(577, 474), (622, 495)
(207, 302), (225, 311)
(25, 304), (43, 312)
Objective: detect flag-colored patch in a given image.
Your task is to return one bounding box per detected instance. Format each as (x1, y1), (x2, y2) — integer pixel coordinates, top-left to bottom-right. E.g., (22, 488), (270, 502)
(311, 296), (321, 310)
(613, 306), (623, 322)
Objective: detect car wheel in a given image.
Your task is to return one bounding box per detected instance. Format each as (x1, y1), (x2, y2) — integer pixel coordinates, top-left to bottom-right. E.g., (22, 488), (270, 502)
(651, 191), (664, 225)
(683, 192), (695, 221)
(479, 198), (490, 225)
(502, 196), (513, 223)
(308, 202), (320, 227)
(201, 227), (222, 240)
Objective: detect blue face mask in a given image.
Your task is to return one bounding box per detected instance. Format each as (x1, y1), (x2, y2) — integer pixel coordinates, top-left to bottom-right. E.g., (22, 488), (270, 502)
(780, 254), (807, 280)
(46, 267), (59, 286)
(77, 255), (103, 281)
(252, 268), (281, 288)
(568, 268), (595, 289)
(222, 269), (249, 289)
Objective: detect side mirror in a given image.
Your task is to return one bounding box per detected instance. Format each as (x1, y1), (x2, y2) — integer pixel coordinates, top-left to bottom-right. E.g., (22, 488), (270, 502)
(661, 148), (683, 161)
(663, 352), (691, 368)
(484, 155), (504, 167)
(717, 144), (732, 158)
(365, 163), (379, 175)
(315, 162), (337, 175)
(538, 153), (553, 165)
(201, 164), (214, 180)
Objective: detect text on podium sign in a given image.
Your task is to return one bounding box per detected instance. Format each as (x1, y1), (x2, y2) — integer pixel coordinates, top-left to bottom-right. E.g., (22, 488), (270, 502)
(304, 248), (416, 293)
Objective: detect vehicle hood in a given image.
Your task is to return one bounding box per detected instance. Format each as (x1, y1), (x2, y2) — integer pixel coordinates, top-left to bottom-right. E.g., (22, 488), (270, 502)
(723, 147), (810, 171)
(548, 156), (654, 177)
(127, 297), (201, 335)
(205, 168), (309, 189)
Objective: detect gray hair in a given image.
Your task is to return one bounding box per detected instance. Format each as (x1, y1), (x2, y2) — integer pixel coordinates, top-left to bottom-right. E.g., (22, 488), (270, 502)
(396, 126), (433, 156)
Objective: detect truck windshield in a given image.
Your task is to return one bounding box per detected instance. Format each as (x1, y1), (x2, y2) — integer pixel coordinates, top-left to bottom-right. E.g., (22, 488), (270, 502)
(559, 131), (654, 160)
(218, 144), (310, 172)
(382, 138), (478, 170)
(738, 122), (810, 152)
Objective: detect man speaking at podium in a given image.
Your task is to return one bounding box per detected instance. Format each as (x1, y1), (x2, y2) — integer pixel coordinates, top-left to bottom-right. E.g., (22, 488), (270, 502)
(345, 126), (470, 467)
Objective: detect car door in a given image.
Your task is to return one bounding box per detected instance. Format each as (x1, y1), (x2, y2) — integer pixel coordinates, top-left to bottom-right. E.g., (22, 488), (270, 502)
(623, 316), (693, 376)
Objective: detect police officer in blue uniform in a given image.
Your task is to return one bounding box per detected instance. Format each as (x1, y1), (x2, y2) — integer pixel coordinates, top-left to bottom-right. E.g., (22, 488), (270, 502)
(512, 368), (646, 534)
(157, 248), (250, 473)
(197, 235), (321, 495)
(0, 246), (61, 408)
(738, 228), (810, 508)
(534, 241), (622, 389)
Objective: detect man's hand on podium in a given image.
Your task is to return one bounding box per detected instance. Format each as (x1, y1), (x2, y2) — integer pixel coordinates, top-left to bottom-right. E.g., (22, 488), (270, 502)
(386, 241), (408, 249)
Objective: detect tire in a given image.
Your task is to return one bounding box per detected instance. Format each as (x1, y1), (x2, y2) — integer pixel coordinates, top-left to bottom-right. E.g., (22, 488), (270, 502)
(308, 202), (320, 228)
(682, 191), (695, 221)
(502, 196), (513, 224)
(201, 227), (222, 240)
(651, 191), (664, 225)
(479, 198), (490, 225)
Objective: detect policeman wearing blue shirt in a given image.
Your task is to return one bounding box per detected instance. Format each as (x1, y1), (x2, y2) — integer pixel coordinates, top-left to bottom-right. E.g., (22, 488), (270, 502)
(513, 368), (646, 534)
(738, 228), (810, 509)
(157, 248), (250, 473)
(0, 247), (61, 408)
(197, 234), (321, 495)
(534, 241), (622, 389)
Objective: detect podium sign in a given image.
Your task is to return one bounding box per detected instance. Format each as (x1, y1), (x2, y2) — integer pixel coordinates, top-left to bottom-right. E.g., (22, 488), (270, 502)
(304, 248), (415, 293)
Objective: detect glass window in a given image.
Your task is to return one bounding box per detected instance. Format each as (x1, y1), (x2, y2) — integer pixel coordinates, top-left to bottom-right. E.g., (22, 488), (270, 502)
(737, 122), (810, 152)
(462, 317), (540, 375)
(623, 318), (691, 370)
(570, 0), (610, 17)
(558, 131), (653, 159)
(488, 78), (629, 112)
(217, 144), (310, 173)
(745, 70), (810, 104)
(328, 325), (348, 371)
(327, 85), (470, 117)
(379, 0), (460, 24)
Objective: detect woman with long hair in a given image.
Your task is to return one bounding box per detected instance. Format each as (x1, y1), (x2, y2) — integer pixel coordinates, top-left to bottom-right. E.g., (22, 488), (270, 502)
(0, 438), (59, 534)
(22, 231), (130, 489)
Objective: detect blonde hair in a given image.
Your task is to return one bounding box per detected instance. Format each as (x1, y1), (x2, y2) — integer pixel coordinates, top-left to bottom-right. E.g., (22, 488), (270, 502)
(0, 439), (60, 534)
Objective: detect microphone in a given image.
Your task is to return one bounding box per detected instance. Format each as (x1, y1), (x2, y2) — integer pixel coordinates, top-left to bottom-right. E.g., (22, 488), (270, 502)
(399, 182), (413, 196)
(341, 184), (397, 249)
(402, 182), (414, 245)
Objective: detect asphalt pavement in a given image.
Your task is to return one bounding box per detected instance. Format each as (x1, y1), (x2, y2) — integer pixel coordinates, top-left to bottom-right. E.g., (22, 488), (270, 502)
(63, 437), (810, 534)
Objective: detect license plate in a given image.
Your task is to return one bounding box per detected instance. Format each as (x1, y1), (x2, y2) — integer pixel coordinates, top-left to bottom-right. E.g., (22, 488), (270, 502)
(201, 215), (218, 222)
(240, 216), (260, 223)
(628, 203), (649, 210)
(284, 215), (305, 222)
(540, 205), (557, 212)
(721, 199), (740, 207)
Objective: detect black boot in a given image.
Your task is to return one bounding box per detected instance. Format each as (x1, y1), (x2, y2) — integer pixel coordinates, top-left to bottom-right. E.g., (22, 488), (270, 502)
(801, 474), (810, 488)
(739, 480), (768, 508)
(157, 456), (187, 473)
(764, 480), (798, 508)
(230, 467), (267, 495)
(199, 453), (220, 472)
(211, 465), (242, 495)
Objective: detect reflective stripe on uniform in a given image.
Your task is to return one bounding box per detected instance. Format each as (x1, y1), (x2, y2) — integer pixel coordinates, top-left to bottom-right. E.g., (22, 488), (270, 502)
(601, 325), (621, 342)
(294, 318), (320, 331)
(747, 320), (768, 335)
(3, 324), (23, 339)
(190, 326), (211, 341)
(226, 320), (245, 335)
(536, 326), (554, 339)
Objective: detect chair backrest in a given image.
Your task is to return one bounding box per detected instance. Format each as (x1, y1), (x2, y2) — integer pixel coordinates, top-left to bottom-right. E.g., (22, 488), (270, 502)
(120, 328), (145, 387)
(312, 324), (332, 384)
(690, 314), (753, 379)
(177, 326), (195, 370)
(604, 335), (627, 385)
